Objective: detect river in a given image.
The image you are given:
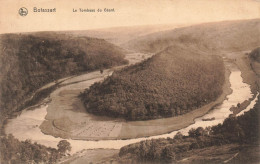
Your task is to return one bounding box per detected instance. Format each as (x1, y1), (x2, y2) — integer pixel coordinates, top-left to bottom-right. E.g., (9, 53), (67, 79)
(5, 54), (258, 154)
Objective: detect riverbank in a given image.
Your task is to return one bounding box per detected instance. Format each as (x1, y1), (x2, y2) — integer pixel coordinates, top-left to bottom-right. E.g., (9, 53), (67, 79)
(224, 50), (258, 94)
(60, 52), (259, 163)
(38, 57), (231, 141)
(4, 52), (256, 157)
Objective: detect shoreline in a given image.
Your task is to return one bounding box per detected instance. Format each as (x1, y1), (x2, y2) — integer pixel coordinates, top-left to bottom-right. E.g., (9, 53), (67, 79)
(4, 51), (257, 158)
(58, 54), (260, 163)
(5, 51), (256, 143)
(39, 50), (258, 141)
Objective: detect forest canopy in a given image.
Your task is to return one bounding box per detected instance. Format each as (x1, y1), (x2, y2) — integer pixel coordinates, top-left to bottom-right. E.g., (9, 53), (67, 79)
(81, 45), (225, 121)
(0, 135), (71, 164)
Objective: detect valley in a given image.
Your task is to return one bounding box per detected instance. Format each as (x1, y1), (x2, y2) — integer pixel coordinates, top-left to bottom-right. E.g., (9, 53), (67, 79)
(1, 19), (260, 164)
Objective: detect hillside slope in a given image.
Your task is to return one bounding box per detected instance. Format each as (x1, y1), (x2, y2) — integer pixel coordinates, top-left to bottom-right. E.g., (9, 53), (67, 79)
(125, 19), (260, 53)
(0, 33), (128, 119)
(81, 45), (224, 121)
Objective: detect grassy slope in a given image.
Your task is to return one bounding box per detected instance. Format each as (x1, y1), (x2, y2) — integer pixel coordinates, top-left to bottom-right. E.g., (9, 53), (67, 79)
(81, 44), (224, 121)
(0, 32), (128, 120)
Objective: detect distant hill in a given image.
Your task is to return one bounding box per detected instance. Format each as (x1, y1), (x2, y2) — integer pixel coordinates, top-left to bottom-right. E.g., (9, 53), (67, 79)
(63, 24), (187, 46)
(124, 19), (260, 53)
(81, 45), (224, 121)
(0, 33), (128, 118)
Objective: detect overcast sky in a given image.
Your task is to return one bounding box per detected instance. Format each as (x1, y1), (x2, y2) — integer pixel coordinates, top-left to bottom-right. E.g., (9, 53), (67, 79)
(0, 0), (259, 34)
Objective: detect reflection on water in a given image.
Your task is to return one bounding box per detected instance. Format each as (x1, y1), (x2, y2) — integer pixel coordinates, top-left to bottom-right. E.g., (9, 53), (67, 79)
(5, 69), (257, 154)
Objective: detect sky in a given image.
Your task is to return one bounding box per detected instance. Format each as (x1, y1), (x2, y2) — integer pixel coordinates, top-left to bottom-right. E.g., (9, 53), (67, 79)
(0, 0), (259, 34)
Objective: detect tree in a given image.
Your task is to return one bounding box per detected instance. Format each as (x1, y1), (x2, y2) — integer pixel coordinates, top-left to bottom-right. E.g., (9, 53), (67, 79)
(188, 128), (197, 137)
(188, 127), (206, 137)
(161, 146), (175, 163)
(57, 140), (71, 155)
(174, 132), (184, 140)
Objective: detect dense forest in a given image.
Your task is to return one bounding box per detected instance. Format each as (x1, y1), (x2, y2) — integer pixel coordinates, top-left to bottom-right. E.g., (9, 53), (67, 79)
(0, 135), (71, 164)
(118, 94), (260, 163)
(81, 45), (225, 120)
(0, 33), (128, 120)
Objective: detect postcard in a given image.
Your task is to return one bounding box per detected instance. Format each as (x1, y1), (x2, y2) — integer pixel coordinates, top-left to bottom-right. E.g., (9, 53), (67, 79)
(0, 0), (259, 163)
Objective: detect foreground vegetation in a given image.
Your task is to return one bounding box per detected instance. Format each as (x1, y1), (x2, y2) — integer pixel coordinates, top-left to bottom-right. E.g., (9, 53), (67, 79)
(81, 45), (225, 120)
(0, 33), (128, 120)
(0, 135), (71, 164)
(118, 93), (260, 163)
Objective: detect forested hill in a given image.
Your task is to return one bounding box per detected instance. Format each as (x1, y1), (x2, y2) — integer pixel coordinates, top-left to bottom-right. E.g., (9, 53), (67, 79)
(124, 19), (260, 53)
(118, 46), (260, 162)
(81, 45), (225, 121)
(0, 33), (128, 119)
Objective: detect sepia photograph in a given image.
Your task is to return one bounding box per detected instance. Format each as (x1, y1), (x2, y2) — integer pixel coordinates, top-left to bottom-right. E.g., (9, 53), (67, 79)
(0, 0), (260, 163)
